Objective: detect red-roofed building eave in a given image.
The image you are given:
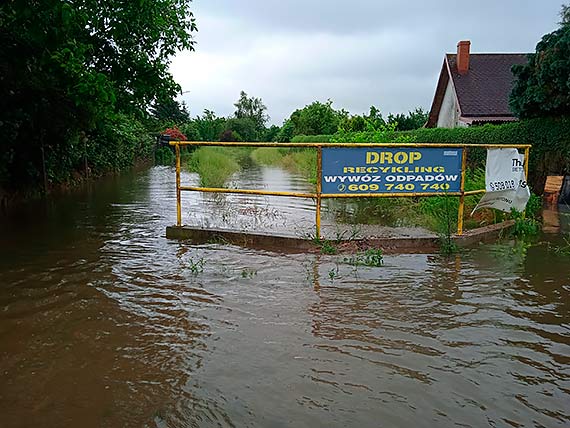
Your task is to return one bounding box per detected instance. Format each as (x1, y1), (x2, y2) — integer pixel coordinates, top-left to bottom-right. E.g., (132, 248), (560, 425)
(426, 58), (450, 128)
(444, 53), (464, 120)
(460, 116), (518, 125)
(426, 55), (464, 128)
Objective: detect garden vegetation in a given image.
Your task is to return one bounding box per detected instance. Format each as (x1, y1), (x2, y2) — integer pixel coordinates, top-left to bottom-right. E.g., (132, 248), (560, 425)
(1, 0), (196, 197)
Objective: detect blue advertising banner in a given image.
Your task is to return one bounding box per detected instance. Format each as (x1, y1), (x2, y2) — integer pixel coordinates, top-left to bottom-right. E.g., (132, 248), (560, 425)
(321, 147), (463, 195)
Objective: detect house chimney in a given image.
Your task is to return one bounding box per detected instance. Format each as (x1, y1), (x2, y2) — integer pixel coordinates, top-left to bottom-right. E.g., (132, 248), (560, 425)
(457, 40), (471, 75)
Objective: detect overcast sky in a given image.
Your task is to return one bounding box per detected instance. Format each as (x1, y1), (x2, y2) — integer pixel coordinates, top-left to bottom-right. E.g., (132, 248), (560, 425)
(170, 0), (564, 125)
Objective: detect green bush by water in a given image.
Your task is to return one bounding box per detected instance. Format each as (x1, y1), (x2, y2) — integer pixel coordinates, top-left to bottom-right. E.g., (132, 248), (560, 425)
(510, 209), (541, 237)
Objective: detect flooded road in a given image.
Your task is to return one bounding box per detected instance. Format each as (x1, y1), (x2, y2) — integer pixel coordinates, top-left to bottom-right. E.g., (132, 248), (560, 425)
(1, 166), (569, 428)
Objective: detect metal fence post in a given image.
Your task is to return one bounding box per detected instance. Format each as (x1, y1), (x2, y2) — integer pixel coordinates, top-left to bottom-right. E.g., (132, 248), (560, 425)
(523, 146), (530, 218)
(316, 146), (322, 240)
(457, 147), (468, 235)
(523, 147), (530, 186)
(176, 143), (181, 226)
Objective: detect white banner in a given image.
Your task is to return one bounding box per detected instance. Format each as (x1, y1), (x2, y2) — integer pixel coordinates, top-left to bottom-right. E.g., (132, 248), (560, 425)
(473, 148), (530, 214)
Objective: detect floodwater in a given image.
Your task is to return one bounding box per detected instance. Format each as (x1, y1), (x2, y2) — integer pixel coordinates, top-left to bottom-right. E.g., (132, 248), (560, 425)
(0, 165), (569, 428)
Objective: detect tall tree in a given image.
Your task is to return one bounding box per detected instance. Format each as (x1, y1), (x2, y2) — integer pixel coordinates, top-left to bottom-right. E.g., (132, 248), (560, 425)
(192, 110), (226, 142)
(274, 120), (295, 142)
(0, 0), (197, 189)
(339, 106), (386, 132)
(289, 100), (342, 136)
(510, 4), (570, 118)
(233, 91), (269, 131)
(223, 117), (259, 142)
(561, 4), (570, 25)
(262, 125), (281, 142)
(387, 108), (428, 131)
(151, 98), (190, 124)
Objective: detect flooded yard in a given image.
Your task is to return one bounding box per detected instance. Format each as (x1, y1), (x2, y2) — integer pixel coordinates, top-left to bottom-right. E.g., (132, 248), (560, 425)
(0, 166), (569, 427)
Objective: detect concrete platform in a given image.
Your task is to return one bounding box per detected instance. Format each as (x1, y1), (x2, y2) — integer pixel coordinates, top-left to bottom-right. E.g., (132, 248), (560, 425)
(166, 220), (514, 254)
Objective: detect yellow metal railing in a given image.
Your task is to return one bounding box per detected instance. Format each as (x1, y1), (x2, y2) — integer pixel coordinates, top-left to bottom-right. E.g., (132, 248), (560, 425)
(170, 141), (531, 238)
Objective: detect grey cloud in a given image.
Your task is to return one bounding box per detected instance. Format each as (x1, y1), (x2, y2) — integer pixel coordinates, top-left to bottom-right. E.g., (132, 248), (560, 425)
(174, 0), (563, 124)
(195, 0), (559, 37)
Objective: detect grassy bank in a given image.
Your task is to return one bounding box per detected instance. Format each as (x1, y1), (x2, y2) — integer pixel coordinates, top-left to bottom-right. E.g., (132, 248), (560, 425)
(188, 147), (251, 187)
(250, 147), (284, 165)
(250, 147), (317, 183)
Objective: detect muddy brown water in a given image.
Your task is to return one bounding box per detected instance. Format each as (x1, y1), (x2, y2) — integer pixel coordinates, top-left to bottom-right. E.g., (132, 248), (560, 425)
(0, 165), (569, 428)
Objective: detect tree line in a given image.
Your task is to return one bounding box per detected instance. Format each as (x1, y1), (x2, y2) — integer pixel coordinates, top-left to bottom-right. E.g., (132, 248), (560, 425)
(156, 92), (429, 144)
(1, 0), (196, 194)
(1, 1), (568, 196)
(151, 4), (570, 145)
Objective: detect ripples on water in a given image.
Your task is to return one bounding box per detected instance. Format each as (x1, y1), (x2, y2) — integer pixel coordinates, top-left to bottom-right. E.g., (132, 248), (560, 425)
(0, 166), (569, 428)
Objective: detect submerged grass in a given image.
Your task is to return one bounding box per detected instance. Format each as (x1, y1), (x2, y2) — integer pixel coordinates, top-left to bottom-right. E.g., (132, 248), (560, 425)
(282, 150), (317, 183)
(250, 147), (317, 183)
(250, 147), (284, 165)
(343, 248), (384, 267)
(188, 147), (242, 187)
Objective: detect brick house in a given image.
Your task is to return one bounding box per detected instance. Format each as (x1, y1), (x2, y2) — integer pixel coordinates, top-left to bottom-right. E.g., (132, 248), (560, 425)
(426, 41), (529, 128)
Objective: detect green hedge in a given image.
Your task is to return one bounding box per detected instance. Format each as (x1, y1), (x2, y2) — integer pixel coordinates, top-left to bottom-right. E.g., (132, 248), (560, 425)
(43, 113), (154, 185)
(291, 117), (570, 192)
(289, 134), (334, 143)
(1, 112), (155, 195)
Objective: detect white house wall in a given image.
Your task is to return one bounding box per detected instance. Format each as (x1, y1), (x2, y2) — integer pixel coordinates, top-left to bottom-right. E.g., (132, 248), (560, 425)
(437, 79), (460, 128)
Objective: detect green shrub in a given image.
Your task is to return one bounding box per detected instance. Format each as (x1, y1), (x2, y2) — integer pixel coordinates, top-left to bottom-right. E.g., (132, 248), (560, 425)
(510, 209), (541, 237)
(312, 238), (337, 255)
(41, 112), (154, 185)
(290, 134), (334, 143)
(85, 113), (154, 174)
(274, 120), (295, 142)
(525, 193), (543, 220)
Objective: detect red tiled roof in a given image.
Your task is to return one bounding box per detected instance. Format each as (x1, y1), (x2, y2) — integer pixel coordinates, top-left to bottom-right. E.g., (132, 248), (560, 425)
(447, 53), (529, 117)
